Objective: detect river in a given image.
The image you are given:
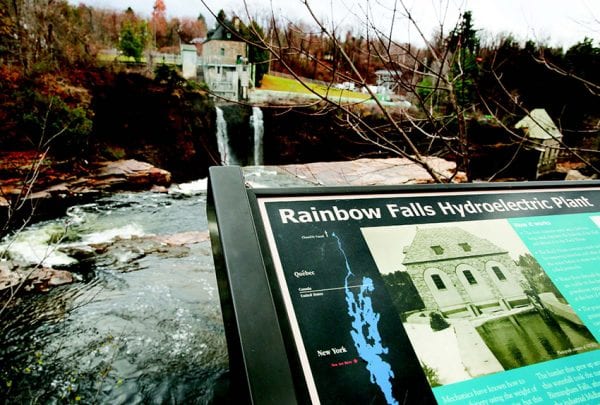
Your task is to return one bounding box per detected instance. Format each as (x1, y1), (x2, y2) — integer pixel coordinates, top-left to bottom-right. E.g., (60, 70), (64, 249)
(0, 183), (230, 404)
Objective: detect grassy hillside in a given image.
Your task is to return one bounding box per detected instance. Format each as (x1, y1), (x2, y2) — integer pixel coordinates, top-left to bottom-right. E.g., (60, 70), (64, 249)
(259, 74), (370, 100)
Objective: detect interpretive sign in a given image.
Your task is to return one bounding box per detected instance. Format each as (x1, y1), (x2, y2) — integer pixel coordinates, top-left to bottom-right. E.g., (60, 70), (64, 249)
(208, 167), (600, 404)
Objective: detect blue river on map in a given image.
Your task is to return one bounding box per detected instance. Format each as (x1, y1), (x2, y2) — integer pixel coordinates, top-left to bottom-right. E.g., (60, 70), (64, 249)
(332, 233), (398, 405)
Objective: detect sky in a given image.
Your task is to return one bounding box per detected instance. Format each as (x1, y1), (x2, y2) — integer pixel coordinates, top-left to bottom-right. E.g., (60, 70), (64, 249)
(67, 0), (599, 48)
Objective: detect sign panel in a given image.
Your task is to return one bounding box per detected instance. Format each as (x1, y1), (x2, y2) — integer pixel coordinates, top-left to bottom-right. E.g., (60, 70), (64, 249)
(256, 187), (600, 404)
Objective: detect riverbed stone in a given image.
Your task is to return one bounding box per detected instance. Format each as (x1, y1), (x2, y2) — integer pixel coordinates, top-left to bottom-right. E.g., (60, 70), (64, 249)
(0, 264), (74, 293)
(43, 269), (74, 287)
(245, 157), (468, 187)
(151, 231), (210, 246)
(0, 262), (20, 289)
(0, 156), (174, 226)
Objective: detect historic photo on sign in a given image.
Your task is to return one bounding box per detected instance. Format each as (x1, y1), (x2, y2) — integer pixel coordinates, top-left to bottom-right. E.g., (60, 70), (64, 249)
(361, 219), (600, 387)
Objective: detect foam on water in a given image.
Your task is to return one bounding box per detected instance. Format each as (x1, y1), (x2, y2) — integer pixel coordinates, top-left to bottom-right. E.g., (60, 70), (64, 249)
(80, 223), (146, 245)
(2, 225), (78, 267)
(169, 178), (208, 195)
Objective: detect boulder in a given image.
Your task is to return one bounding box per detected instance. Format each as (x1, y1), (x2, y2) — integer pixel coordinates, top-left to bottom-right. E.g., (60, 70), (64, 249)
(95, 159), (171, 187)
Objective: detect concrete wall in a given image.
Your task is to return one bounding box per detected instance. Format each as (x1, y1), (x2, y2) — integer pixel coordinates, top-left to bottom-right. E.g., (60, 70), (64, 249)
(181, 45), (198, 79)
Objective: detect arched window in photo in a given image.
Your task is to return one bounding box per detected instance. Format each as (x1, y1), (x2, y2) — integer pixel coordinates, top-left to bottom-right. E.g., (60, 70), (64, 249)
(491, 265), (507, 281)
(431, 274), (446, 290)
(463, 269), (478, 285)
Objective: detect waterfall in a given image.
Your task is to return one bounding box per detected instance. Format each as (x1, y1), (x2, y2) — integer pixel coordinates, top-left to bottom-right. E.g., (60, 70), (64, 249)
(250, 106), (264, 165)
(215, 106), (236, 165)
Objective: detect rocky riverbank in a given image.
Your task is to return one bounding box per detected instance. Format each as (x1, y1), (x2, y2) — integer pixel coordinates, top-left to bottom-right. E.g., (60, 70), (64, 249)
(1, 153), (172, 226)
(1, 155), (463, 298)
(1, 155), (174, 296)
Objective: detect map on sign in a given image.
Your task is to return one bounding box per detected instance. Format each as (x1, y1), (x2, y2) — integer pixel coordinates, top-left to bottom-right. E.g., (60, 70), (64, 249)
(257, 188), (600, 404)
(333, 232), (397, 405)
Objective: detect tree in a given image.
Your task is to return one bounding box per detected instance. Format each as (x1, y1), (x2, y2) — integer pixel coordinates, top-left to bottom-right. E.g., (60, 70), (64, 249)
(0, 0), (98, 72)
(240, 20), (270, 85)
(119, 18), (148, 62)
(151, 0), (167, 49)
(448, 11), (480, 108)
(517, 254), (563, 298)
(178, 16), (208, 44)
(250, 0), (477, 180)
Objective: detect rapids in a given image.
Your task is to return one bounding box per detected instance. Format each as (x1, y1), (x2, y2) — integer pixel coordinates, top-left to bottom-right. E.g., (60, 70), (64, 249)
(0, 184), (229, 404)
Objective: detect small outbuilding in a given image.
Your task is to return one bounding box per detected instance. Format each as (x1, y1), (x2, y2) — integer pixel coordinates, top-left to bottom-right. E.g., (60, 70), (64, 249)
(374, 69), (402, 100)
(515, 108), (563, 178)
(180, 44), (198, 79)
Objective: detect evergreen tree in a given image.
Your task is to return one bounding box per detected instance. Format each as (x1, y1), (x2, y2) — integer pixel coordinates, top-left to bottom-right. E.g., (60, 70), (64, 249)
(242, 20), (270, 85)
(119, 18), (148, 62)
(448, 11), (480, 108)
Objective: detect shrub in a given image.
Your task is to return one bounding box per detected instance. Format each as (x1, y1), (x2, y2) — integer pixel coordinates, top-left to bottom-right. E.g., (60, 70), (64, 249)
(421, 362), (441, 387)
(429, 312), (450, 331)
(23, 92), (93, 158)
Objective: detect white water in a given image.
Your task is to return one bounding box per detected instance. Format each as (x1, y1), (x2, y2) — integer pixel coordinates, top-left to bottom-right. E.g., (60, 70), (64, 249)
(215, 106), (237, 165)
(250, 106), (264, 165)
(80, 223), (145, 245)
(2, 226), (78, 267)
(169, 178), (208, 195)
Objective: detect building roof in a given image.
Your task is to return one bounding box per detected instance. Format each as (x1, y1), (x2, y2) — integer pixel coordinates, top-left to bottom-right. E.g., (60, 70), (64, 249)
(514, 108), (563, 140)
(402, 226), (506, 265)
(205, 17), (243, 43)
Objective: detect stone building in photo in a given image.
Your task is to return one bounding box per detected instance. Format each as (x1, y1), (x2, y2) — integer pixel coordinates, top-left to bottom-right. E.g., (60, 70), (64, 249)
(402, 226), (530, 318)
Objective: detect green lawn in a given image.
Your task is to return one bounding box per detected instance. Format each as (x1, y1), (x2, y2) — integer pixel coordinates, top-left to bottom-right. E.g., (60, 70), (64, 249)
(260, 74), (370, 100)
(97, 53), (150, 64)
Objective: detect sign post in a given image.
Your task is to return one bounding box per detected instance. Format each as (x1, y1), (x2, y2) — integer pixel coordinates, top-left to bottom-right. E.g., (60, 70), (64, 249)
(208, 166), (600, 404)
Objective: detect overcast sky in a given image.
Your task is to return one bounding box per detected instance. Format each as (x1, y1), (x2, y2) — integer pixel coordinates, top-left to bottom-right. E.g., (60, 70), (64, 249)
(68, 0), (599, 48)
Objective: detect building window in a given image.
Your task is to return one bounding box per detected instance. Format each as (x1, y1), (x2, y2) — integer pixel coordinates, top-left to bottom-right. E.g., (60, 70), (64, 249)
(220, 48), (225, 56)
(492, 266), (506, 281)
(463, 270), (477, 285)
(431, 274), (446, 290)
(458, 243), (472, 252)
(431, 245), (444, 255)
